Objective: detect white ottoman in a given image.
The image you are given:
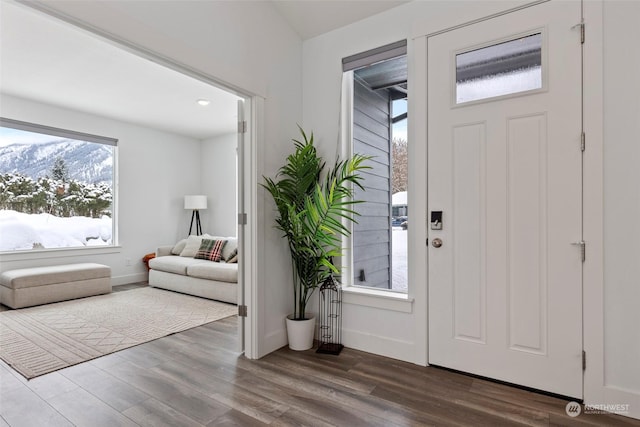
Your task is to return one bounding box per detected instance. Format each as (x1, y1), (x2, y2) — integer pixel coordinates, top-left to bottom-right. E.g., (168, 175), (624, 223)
(0, 263), (111, 309)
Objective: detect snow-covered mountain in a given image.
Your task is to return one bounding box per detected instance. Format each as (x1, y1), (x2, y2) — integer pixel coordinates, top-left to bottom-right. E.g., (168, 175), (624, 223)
(0, 140), (112, 185)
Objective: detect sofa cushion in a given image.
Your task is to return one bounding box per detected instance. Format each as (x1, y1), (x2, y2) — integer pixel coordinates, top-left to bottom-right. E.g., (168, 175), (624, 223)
(179, 234), (219, 257)
(171, 239), (187, 255)
(194, 239), (226, 262)
(0, 263), (110, 289)
(222, 237), (237, 261)
(187, 262), (238, 283)
(148, 256), (209, 275)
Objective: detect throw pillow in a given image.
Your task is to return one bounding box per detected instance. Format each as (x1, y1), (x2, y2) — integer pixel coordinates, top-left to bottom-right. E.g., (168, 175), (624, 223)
(225, 248), (238, 263)
(171, 239), (187, 255)
(194, 239), (227, 262)
(179, 234), (216, 257)
(222, 237), (237, 261)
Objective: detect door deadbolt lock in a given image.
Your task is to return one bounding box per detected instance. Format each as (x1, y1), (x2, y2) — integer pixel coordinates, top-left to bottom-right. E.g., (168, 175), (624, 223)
(430, 211), (443, 230)
(432, 238), (443, 248)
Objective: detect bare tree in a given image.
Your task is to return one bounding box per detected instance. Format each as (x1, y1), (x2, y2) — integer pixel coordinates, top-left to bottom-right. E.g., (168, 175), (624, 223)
(392, 138), (408, 194)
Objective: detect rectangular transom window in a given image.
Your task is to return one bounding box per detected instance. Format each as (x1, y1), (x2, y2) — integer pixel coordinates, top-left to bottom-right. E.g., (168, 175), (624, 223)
(456, 32), (542, 104)
(0, 118), (117, 251)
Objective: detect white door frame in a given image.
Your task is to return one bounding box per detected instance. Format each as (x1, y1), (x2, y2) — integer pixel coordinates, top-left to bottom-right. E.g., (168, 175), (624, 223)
(23, 2), (261, 359)
(582, 0), (606, 410)
(582, 1), (640, 419)
(243, 96), (264, 359)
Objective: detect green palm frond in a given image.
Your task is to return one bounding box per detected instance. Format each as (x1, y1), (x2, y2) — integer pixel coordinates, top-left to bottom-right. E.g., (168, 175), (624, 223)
(262, 127), (371, 320)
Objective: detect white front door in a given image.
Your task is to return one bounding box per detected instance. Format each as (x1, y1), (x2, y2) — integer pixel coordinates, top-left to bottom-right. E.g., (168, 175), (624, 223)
(427, 1), (583, 398)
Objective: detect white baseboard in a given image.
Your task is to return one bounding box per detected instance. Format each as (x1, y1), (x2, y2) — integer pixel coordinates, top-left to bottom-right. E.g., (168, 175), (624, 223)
(342, 327), (423, 365)
(111, 273), (147, 287)
(259, 327), (288, 358)
(258, 324), (423, 365)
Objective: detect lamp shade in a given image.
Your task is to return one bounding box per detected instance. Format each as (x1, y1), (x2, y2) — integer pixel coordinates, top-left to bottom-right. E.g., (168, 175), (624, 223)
(184, 195), (207, 210)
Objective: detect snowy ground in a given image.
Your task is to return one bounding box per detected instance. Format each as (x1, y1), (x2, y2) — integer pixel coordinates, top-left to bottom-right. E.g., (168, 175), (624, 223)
(392, 227), (408, 292)
(1, 208), (408, 290)
(0, 210), (112, 251)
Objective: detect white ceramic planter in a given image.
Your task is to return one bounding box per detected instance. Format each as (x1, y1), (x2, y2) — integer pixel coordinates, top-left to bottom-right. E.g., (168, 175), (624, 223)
(285, 315), (315, 351)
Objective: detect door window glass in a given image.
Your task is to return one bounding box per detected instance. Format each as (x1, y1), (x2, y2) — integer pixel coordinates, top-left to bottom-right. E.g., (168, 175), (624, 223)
(456, 33), (542, 104)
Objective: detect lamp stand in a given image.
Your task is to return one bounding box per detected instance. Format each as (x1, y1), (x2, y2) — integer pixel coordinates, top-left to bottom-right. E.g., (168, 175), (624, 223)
(188, 210), (203, 236)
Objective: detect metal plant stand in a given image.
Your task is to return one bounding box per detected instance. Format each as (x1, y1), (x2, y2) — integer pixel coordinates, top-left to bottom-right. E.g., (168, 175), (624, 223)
(316, 275), (343, 355)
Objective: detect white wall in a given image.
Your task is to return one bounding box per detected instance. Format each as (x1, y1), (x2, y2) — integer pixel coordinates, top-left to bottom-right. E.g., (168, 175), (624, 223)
(201, 133), (237, 237)
(602, 0), (640, 412)
(0, 94), (202, 284)
(17, 0), (303, 358)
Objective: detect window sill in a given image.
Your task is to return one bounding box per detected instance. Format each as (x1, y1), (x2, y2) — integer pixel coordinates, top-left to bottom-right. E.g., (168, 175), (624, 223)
(0, 246), (122, 262)
(342, 286), (414, 313)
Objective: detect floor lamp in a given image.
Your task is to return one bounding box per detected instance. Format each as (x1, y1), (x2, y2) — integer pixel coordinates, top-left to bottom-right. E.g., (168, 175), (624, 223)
(184, 195), (207, 236)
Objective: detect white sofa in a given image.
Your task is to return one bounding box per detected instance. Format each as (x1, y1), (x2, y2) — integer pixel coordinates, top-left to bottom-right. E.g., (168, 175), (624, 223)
(148, 235), (237, 304)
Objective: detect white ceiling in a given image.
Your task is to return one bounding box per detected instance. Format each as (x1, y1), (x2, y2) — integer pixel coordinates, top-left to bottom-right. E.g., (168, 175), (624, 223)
(0, 2), (242, 140)
(272, 0), (411, 40)
(0, 1), (410, 140)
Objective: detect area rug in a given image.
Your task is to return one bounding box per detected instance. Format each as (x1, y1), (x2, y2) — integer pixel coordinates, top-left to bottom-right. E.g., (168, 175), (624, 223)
(0, 287), (237, 379)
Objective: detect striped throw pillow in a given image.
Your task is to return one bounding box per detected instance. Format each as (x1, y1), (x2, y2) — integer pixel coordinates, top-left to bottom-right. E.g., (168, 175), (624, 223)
(194, 239), (227, 262)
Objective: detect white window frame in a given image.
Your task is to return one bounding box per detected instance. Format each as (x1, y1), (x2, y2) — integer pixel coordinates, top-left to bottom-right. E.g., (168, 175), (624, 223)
(340, 48), (414, 312)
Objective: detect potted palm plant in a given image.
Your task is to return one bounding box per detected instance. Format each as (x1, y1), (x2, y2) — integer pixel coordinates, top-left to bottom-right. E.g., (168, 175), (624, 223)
(263, 127), (369, 350)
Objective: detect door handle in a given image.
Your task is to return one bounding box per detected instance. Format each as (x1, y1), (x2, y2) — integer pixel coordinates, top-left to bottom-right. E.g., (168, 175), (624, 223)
(432, 238), (443, 248)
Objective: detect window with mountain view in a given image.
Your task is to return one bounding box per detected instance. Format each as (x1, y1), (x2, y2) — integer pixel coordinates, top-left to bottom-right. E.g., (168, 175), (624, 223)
(0, 118), (116, 251)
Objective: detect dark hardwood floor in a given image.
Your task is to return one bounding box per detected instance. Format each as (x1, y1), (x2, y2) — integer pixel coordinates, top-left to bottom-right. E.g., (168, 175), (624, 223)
(1, 287), (638, 426)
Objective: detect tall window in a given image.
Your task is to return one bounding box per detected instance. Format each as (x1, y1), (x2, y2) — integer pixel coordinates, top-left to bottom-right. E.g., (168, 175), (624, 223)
(0, 118), (116, 251)
(343, 41), (408, 292)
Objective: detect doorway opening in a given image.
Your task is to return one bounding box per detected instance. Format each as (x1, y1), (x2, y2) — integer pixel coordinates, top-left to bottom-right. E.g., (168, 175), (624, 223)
(0, 2), (255, 356)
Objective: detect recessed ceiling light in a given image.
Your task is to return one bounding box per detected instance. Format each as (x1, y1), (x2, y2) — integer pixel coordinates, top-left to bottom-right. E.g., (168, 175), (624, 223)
(196, 99), (210, 106)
